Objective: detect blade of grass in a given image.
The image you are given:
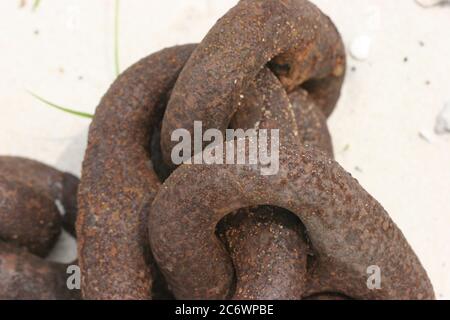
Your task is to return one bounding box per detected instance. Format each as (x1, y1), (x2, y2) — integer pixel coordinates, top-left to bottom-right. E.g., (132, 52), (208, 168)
(28, 91), (93, 119)
(33, 0), (41, 11)
(114, 0), (120, 77)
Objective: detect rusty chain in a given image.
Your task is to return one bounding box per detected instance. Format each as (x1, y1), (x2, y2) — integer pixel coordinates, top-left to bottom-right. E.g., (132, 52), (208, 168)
(78, 0), (434, 300)
(0, 0), (434, 300)
(0, 157), (79, 299)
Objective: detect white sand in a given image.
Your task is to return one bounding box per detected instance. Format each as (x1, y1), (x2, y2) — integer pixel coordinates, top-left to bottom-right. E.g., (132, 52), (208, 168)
(0, 0), (449, 299)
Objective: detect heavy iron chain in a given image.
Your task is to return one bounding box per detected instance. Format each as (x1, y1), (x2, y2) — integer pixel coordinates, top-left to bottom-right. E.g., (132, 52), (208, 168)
(0, 0), (434, 300)
(77, 0), (434, 300)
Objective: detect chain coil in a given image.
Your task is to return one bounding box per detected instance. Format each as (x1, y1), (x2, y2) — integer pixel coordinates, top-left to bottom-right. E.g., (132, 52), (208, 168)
(72, 0), (434, 300)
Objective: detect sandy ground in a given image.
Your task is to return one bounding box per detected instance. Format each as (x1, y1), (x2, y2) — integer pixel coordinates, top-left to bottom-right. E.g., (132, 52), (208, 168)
(0, 0), (449, 299)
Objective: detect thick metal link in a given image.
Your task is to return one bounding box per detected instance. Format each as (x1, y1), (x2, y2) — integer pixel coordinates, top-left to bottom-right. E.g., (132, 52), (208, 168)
(0, 157), (80, 299)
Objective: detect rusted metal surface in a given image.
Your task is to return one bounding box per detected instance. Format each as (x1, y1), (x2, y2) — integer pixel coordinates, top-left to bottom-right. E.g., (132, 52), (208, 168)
(161, 0), (345, 165)
(77, 45), (196, 299)
(0, 176), (61, 257)
(0, 156), (79, 237)
(222, 67), (328, 300)
(232, 83), (333, 156)
(149, 142), (435, 300)
(231, 67), (299, 143)
(218, 206), (309, 300)
(0, 241), (79, 300)
(76, 0), (433, 301)
(0, 157), (80, 299)
(289, 89), (334, 155)
(0, 0), (435, 301)
(156, 0), (342, 300)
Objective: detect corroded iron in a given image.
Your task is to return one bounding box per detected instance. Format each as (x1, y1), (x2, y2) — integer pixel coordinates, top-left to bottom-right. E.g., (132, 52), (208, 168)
(161, 0), (345, 166)
(75, 0), (434, 301)
(0, 241), (79, 300)
(149, 142), (435, 300)
(217, 206), (309, 300)
(0, 157), (80, 299)
(223, 67), (332, 300)
(77, 45), (196, 299)
(0, 176), (61, 258)
(157, 0), (343, 300)
(0, 0), (435, 301)
(0, 156), (79, 237)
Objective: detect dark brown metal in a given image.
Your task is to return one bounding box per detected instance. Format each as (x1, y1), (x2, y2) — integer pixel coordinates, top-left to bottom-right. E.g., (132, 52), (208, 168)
(0, 176), (61, 258)
(288, 89), (334, 156)
(161, 0), (345, 166)
(76, 0), (434, 301)
(77, 45), (196, 299)
(0, 157), (80, 299)
(218, 206), (309, 300)
(149, 141), (435, 300)
(0, 156), (79, 237)
(78, 47), (332, 300)
(0, 241), (79, 300)
(157, 0), (342, 300)
(222, 67), (324, 300)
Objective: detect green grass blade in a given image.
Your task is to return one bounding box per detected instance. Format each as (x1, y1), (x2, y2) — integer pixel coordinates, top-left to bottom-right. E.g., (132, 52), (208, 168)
(28, 91), (94, 119)
(114, 0), (120, 77)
